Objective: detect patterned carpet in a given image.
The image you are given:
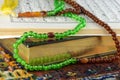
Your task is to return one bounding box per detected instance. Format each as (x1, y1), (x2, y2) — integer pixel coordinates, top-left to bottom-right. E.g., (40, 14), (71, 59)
(30, 60), (120, 80)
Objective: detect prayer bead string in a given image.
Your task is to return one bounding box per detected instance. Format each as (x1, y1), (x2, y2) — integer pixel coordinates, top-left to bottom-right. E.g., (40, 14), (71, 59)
(13, 0), (120, 71)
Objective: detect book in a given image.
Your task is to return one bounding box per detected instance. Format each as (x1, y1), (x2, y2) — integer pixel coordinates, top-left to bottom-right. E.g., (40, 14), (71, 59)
(78, 36), (119, 58)
(0, 0), (120, 37)
(0, 36), (100, 65)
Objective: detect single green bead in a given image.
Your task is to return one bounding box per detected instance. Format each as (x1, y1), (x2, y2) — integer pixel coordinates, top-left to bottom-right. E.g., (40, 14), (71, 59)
(76, 17), (81, 21)
(67, 30), (73, 35)
(80, 18), (85, 21)
(75, 24), (81, 28)
(75, 26), (81, 31)
(55, 33), (62, 39)
(42, 65), (45, 70)
(27, 65), (31, 70)
(19, 39), (23, 44)
(66, 60), (70, 64)
(41, 34), (45, 39)
(20, 36), (27, 42)
(30, 66), (34, 71)
(13, 53), (19, 59)
(54, 0), (58, 7)
(32, 32), (38, 38)
(43, 33), (47, 39)
(68, 58), (72, 62)
(25, 65), (28, 70)
(38, 66), (42, 70)
(36, 34), (40, 39)
(70, 58), (76, 64)
(33, 66), (38, 71)
(44, 66), (49, 71)
(67, 13), (72, 17)
(24, 64), (29, 69)
(14, 49), (19, 54)
(63, 13), (67, 17)
(54, 0), (64, 10)
(62, 61), (66, 66)
(72, 30), (77, 34)
(61, 62), (64, 66)
(71, 15), (76, 19)
(29, 31), (33, 33)
(21, 60), (26, 66)
(36, 66), (40, 71)
(16, 39), (22, 45)
(23, 32), (28, 35)
(35, 34), (39, 39)
(44, 33), (48, 39)
(74, 14), (80, 20)
(28, 31), (34, 36)
(74, 28), (80, 33)
(55, 33), (59, 37)
(59, 63), (63, 67)
(53, 64), (58, 69)
(64, 13), (69, 17)
(63, 61), (68, 66)
(77, 18), (81, 22)
(70, 30), (75, 35)
(56, 64), (61, 69)
(47, 65), (52, 70)
(59, 33), (64, 38)
(82, 21), (86, 27)
(63, 31), (69, 37)
(54, 6), (63, 13)
(51, 64), (55, 69)
(38, 34), (42, 39)
(63, 32), (68, 37)
(47, 11), (55, 16)
(76, 24), (82, 28)
(17, 58), (22, 63)
(65, 31), (70, 35)
(80, 22), (86, 27)
(13, 43), (18, 48)
(56, 37), (62, 40)
(23, 32), (29, 38)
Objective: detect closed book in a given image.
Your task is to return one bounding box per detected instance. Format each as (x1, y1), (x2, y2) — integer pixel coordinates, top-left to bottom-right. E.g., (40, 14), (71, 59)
(0, 36), (100, 65)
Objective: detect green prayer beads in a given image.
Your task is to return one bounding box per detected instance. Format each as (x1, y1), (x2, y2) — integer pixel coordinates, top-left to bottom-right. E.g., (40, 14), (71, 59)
(13, 0), (86, 71)
(47, 0), (65, 16)
(13, 12), (86, 71)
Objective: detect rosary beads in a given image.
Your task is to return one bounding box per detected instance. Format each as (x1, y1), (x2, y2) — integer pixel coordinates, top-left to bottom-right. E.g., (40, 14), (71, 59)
(13, 0), (120, 71)
(59, 0), (120, 63)
(13, 12), (86, 71)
